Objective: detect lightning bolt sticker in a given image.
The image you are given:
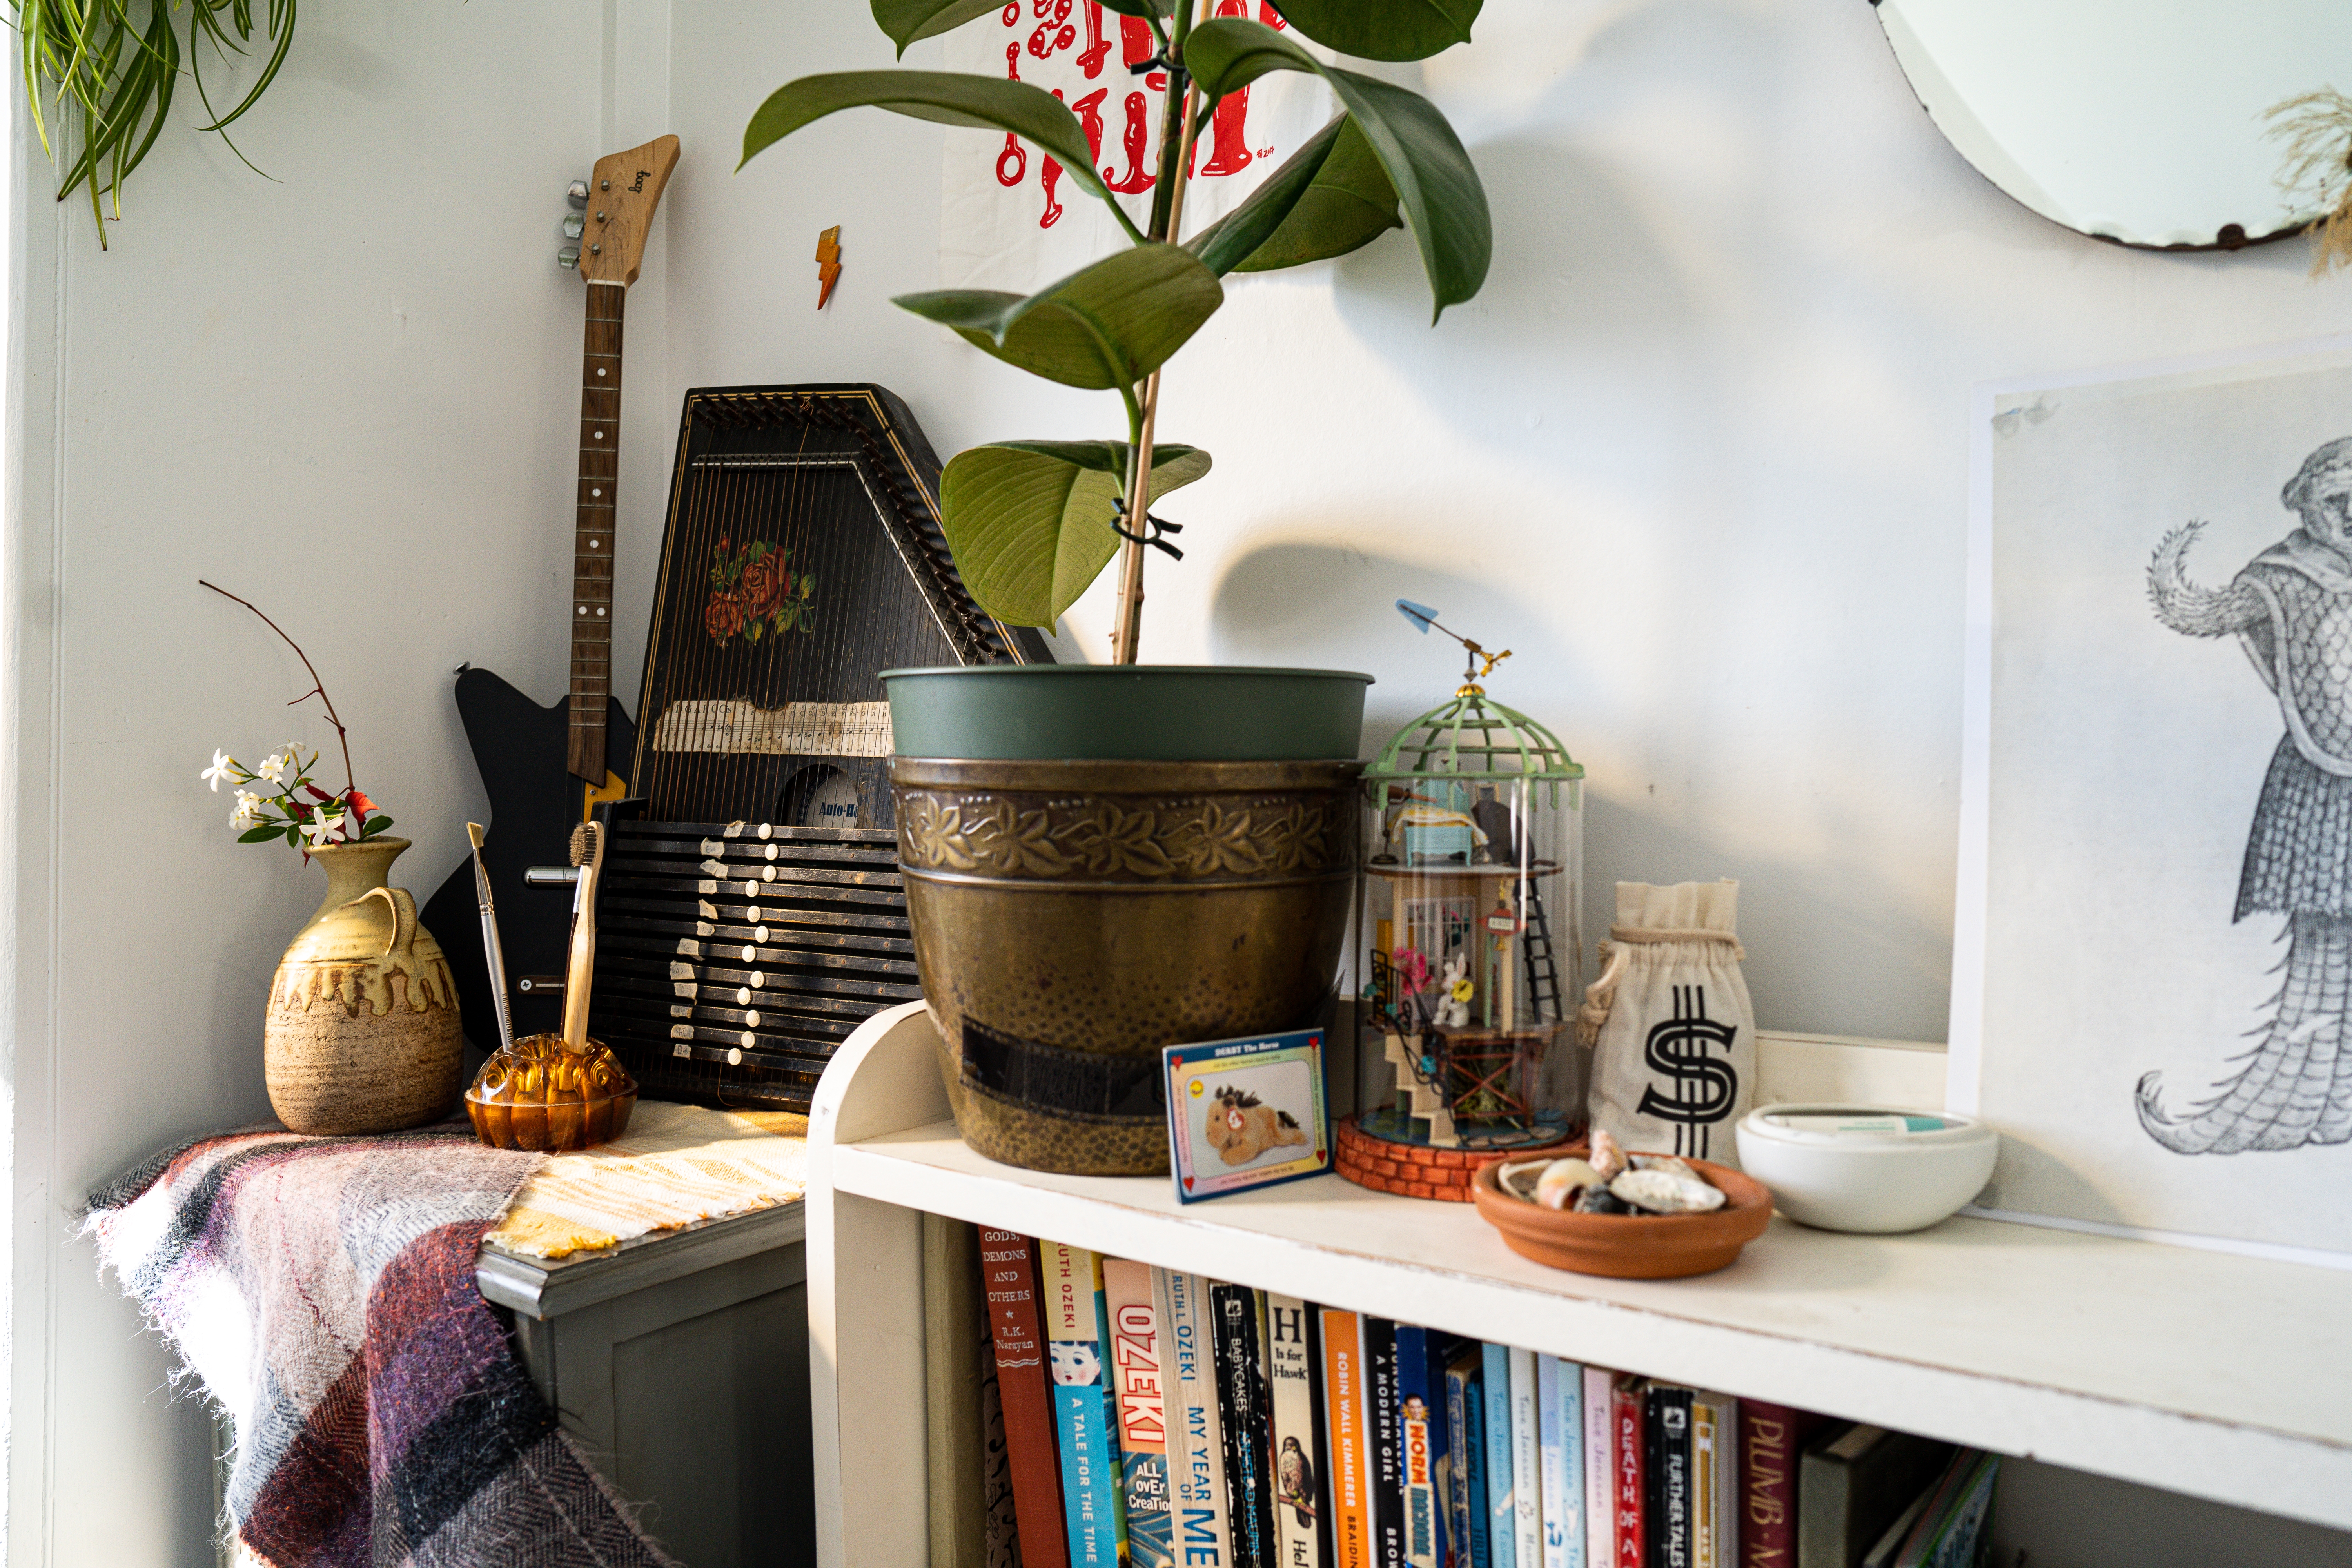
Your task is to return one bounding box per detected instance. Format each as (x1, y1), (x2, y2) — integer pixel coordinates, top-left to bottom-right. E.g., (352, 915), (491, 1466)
(815, 225), (842, 309)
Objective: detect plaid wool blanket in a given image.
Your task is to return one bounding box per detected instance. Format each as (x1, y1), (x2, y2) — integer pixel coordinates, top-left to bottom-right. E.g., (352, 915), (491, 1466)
(86, 1121), (676, 1567)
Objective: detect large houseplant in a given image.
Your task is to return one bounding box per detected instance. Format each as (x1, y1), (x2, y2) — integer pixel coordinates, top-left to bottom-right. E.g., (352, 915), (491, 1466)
(743, 0), (1494, 1173)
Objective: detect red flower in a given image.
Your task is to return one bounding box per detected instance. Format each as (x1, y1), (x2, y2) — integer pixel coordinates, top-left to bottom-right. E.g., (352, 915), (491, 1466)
(739, 547), (788, 618)
(704, 589), (748, 644)
(347, 789), (377, 822)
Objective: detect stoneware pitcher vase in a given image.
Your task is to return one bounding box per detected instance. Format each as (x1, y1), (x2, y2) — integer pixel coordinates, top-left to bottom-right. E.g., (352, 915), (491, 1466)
(263, 837), (464, 1135)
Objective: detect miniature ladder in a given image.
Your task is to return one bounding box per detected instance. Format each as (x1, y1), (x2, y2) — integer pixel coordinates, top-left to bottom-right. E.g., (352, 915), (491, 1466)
(1383, 1032), (1457, 1147)
(1520, 886), (1565, 1021)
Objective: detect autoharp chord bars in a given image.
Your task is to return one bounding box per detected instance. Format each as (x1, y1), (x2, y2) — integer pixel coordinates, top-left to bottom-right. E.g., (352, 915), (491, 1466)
(584, 814), (915, 1110)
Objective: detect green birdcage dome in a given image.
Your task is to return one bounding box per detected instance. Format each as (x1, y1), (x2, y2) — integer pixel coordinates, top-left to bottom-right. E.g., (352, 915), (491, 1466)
(1365, 686), (1584, 811)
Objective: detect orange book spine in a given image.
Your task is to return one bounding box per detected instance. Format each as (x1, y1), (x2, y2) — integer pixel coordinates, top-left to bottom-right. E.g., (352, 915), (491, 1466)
(1322, 1308), (1374, 1568)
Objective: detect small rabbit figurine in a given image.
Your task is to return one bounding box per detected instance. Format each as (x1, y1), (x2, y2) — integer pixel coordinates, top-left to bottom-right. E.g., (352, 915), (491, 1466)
(1436, 953), (1473, 1028)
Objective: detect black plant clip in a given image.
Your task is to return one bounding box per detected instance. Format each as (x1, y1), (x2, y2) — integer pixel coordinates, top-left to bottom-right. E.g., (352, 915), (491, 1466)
(1129, 50), (1171, 76)
(1112, 512), (1184, 560)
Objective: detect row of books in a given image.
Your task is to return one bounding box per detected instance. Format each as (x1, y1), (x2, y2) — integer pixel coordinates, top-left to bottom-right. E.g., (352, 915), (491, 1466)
(978, 1230), (2000, 1568)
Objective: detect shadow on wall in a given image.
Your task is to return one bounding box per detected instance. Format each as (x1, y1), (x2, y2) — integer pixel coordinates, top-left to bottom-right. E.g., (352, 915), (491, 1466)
(1209, 539), (1953, 1042)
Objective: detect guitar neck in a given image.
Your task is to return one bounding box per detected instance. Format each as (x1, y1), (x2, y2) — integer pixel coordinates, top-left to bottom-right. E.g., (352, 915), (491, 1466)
(568, 280), (625, 783)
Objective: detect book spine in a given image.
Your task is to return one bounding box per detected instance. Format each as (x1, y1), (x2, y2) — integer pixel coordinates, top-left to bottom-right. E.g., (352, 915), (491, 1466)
(1509, 1348), (1541, 1568)
(1266, 1294), (1328, 1568)
(1367, 1320), (1404, 1568)
(1538, 1356), (1583, 1568)
(1167, 1272), (1235, 1568)
(1612, 1379), (1644, 1568)
(1421, 1339), (1455, 1568)
(1215, 1284), (1278, 1568)
(1713, 1400), (1737, 1568)
(1691, 1396), (1718, 1568)
(1321, 1309), (1374, 1568)
(1444, 1358), (1476, 1568)
(980, 1230), (1072, 1568)
(1458, 1364), (1490, 1568)
(1107, 1261), (1175, 1568)
(1483, 1345), (1517, 1568)
(1044, 1243), (1129, 1568)
(1395, 1327), (1438, 1568)
(1736, 1403), (1804, 1568)
(1648, 1387), (1693, 1568)
(1583, 1368), (1615, 1568)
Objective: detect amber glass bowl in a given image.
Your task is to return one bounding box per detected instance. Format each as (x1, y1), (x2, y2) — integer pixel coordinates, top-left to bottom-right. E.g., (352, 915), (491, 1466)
(464, 1033), (638, 1152)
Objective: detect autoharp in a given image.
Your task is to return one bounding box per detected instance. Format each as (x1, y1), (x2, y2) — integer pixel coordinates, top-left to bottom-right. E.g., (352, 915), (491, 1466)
(586, 384), (1049, 1110)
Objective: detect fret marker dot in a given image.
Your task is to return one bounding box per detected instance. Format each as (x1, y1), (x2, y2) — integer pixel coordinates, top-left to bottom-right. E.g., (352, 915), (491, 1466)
(577, 606), (587, 615)
(596, 607), (606, 617)
(597, 368), (607, 377)
(592, 488), (602, 497)
(593, 431), (604, 440)
(589, 541), (599, 549)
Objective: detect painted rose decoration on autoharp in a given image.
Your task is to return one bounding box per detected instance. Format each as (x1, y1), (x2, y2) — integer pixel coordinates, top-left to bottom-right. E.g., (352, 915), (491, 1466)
(939, 2), (1334, 290)
(1579, 880), (1758, 1169)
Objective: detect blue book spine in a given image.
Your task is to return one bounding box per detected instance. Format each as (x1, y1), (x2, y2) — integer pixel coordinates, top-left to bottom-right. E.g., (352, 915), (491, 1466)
(1444, 1358), (1475, 1568)
(1048, 1247), (1129, 1568)
(1537, 1357), (1583, 1568)
(1424, 1339), (1456, 1568)
(1482, 1345), (1516, 1568)
(1395, 1327), (1437, 1568)
(1459, 1367), (1490, 1568)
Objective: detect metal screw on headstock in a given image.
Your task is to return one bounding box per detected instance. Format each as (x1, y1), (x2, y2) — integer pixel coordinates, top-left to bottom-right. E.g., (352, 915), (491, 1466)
(566, 179), (589, 208)
(600, 178), (610, 191)
(558, 246), (581, 269)
(590, 243), (602, 255)
(563, 213), (585, 240)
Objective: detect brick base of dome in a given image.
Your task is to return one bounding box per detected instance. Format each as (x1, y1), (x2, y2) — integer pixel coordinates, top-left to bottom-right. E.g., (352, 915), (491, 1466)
(1333, 1114), (1577, 1202)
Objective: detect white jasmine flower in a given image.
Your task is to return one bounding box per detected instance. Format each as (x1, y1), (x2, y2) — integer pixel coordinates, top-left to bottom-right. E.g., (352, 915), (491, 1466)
(300, 811), (346, 848)
(200, 751), (236, 791)
(257, 752), (289, 785)
(230, 790), (266, 831)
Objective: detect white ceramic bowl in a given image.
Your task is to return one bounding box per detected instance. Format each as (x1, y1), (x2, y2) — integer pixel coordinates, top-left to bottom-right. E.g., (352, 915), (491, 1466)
(1734, 1103), (1998, 1234)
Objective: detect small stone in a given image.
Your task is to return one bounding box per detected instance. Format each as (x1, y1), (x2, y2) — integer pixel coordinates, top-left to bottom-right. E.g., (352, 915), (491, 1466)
(1574, 1184), (1632, 1215)
(1536, 1157), (1604, 1210)
(1610, 1168), (1726, 1214)
(1588, 1128), (1628, 1180)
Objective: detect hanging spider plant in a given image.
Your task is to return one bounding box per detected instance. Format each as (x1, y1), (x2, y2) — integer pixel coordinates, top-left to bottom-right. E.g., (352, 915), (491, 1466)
(13, 0), (296, 249)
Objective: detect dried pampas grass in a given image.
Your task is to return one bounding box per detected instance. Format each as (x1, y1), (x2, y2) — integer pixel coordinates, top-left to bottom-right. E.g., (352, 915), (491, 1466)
(2268, 87), (2352, 276)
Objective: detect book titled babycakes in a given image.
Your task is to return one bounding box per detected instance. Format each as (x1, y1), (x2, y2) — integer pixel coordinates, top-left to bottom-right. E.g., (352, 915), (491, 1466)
(1163, 1029), (1333, 1203)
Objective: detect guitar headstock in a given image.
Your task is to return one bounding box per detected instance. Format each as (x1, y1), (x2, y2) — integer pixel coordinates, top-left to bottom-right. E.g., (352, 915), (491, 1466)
(576, 134), (681, 287)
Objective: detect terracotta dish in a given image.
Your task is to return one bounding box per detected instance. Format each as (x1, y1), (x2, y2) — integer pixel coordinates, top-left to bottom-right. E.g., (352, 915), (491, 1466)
(1470, 1154), (1772, 1279)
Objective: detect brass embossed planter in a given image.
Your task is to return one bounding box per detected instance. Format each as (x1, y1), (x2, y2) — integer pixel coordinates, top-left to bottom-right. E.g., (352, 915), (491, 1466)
(893, 757), (1362, 1175)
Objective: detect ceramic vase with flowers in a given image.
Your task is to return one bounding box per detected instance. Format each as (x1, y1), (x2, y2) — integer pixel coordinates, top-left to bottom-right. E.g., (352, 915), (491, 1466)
(199, 583), (463, 1135)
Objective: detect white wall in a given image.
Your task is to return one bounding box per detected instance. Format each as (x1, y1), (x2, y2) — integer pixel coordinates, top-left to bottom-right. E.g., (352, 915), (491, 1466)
(7, 0), (2349, 1561)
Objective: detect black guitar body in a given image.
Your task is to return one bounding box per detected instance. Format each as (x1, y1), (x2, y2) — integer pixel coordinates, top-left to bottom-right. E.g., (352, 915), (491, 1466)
(420, 664), (637, 1053)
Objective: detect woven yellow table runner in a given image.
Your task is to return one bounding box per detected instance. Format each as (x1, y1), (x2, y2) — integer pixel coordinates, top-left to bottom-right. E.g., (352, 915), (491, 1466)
(483, 1100), (811, 1260)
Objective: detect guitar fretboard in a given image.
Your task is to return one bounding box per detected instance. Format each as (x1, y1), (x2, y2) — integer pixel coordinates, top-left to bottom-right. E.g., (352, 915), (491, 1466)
(569, 281), (626, 782)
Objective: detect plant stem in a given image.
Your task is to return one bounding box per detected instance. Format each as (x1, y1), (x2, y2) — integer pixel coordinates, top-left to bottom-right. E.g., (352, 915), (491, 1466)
(198, 579), (356, 800)
(1111, 0), (1207, 666)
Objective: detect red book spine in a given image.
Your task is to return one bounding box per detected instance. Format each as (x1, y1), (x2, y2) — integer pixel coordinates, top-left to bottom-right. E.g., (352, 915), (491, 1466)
(1737, 1401), (1823, 1568)
(1613, 1377), (1646, 1568)
(981, 1228), (1071, 1568)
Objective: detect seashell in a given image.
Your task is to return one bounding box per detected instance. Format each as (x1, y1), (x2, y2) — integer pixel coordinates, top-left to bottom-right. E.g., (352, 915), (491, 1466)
(1631, 1154), (1696, 1178)
(1588, 1127), (1628, 1180)
(1536, 1157), (1604, 1210)
(1574, 1183), (1632, 1215)
(1497, 1159), (1553, 1203)
(1610, 1167), (1727, 1215)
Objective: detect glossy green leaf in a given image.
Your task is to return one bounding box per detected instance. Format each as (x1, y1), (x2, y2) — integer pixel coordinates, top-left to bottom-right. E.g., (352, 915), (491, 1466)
(237, 824), (283, 844)
(869, 0), (1005, 54)
(1187, 113), (1401, 276)
(742, 71), (1110, 206)
(1185, 18), (1490, 318)
(894, 244), (1224, 391)
(1264, 0), (1478, 61)
(1099, 0), (1175, 16)
(941, 442), (1211, 626)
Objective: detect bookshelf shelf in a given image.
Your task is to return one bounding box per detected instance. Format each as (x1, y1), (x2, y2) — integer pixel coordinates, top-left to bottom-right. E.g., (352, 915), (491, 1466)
(806, 1004), (2352, 1567)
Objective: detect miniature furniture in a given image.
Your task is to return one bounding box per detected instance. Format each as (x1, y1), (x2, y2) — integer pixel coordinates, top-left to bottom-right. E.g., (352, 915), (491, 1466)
(807, 1002), (2352, 1567)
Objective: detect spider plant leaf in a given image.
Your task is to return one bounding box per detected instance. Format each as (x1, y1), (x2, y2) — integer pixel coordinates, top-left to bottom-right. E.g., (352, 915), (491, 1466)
(940, 441), (1211, 626)
(1187, 111), (1400, 276)
(741, 70), (1110, 208)
(1185, 17), (1489, 318)
(1263, 0), (1480, 62)
(894, 243), (1223, 391)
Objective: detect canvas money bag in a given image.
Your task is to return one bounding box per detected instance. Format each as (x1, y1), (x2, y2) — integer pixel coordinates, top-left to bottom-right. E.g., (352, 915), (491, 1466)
(1578, 880), (1756, 1168)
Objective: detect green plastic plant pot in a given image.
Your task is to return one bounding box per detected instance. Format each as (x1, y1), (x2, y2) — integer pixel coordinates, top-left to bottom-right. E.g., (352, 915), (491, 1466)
(879, 664), (1373, 761)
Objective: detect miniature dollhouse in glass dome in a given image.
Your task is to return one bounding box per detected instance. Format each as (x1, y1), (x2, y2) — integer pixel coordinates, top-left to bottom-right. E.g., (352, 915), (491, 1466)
(1341, 603), (1586, 1197)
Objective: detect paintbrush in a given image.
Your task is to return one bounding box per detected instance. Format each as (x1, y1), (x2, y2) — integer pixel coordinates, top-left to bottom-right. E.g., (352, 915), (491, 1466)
(466, 822), (515, 1054)
(561, 820), (607, 1054)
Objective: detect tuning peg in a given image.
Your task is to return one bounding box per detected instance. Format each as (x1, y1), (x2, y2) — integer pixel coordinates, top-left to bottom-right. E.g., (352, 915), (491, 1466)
(567, 179), (589, 209)
(563, 212), (585, 240)
(558, 245), (581, 270)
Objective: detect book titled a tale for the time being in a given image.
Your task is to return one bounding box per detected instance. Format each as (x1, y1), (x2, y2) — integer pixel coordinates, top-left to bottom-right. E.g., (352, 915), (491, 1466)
(1044, 1243), (1127, 1568)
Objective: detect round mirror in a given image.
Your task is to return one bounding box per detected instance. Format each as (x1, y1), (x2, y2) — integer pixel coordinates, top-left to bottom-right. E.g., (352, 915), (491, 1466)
(1876, 1), (2352, 250)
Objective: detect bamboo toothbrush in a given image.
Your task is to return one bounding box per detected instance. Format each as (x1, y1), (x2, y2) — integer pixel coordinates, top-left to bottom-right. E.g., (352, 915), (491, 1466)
(465, 822), (516, 1054)
(561, 820), (606, 1054)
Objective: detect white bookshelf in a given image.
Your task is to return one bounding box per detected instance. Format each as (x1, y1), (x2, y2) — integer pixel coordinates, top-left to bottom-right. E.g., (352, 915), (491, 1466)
(806, 1002), (2352, 1568)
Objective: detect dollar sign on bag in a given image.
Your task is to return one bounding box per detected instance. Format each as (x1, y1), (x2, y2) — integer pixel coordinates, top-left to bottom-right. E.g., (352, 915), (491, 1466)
(1637, 984), (1740, 1158)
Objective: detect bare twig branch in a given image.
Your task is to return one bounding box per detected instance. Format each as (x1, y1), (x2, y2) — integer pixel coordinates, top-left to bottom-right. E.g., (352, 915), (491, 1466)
(199, 579), (356, 798)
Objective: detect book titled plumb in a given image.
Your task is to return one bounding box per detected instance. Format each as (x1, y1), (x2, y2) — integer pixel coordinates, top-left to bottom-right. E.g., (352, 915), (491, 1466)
(979, 1230), (1068, 1568)
(1044, 1242), (1128, 1568)
(1739, 1400), (1829, 1568)
(1105, 1260), (1175, 1568)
